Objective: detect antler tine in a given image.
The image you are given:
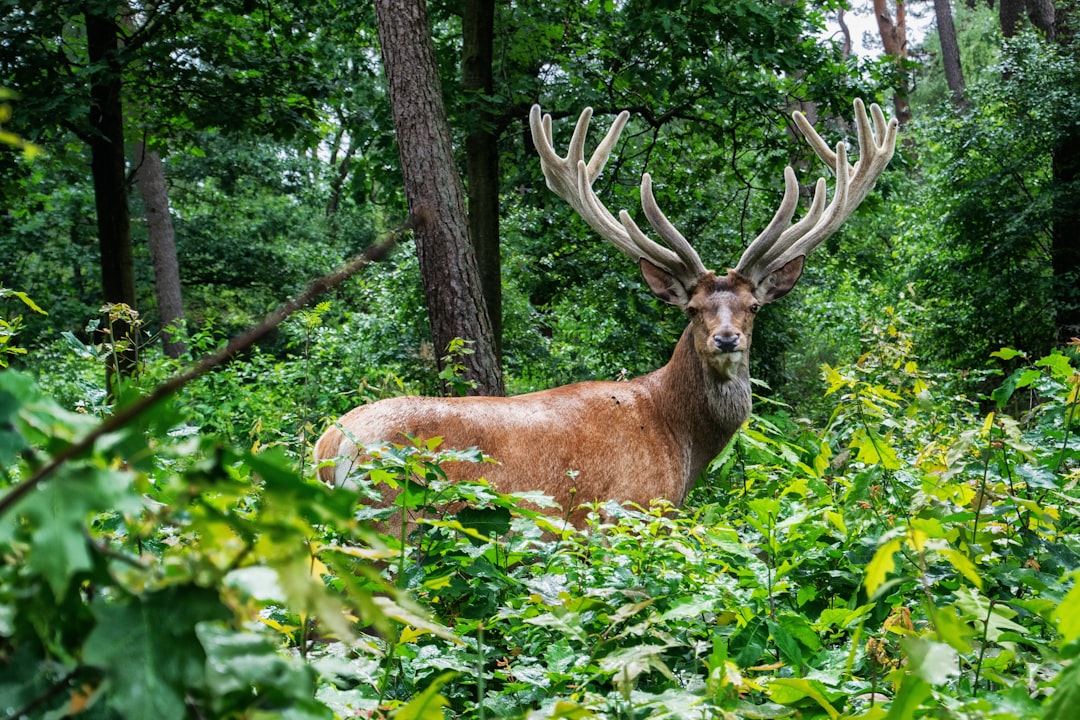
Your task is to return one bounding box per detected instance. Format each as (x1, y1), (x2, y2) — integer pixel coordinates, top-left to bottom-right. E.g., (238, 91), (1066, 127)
(731, 165), (801, 275)
(624, 173), (707, 280)
(530, 104), (706, 285)
(734, 99), (898, 284)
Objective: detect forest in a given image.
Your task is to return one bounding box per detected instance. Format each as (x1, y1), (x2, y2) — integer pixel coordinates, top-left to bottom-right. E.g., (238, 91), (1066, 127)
(1, 0), (1078, 717)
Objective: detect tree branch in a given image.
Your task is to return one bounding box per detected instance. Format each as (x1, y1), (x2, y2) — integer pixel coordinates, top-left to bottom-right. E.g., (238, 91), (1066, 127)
(0, 226), (407, 519)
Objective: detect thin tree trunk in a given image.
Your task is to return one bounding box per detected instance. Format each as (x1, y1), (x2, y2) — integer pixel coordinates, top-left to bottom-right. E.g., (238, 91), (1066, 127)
(134, 141), (187, 358)
(934, 0), (968, 109)
(373, 0), (504, 396)
(462, 0), (502, 361)
(872, 0), (913, 124)
(86, 7), (137, 379)
(836, 8), (853, 59)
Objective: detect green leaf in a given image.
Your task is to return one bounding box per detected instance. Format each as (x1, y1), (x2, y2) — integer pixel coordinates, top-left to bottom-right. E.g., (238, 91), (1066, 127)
(392, 671), (456, 720)
(1052, 572), (1080, 646)
(9, 465), (138, 597)
(865, 537), (903, 597)
(767, 619), (803, 666)
(83, 586), (231, 720)
(990, 347), (1026, 361)
(938, 548), (983, 589)
(849, 427), (901, 469)
(1036, 352), (1074, 380)
(196, 623), (328, 715)
(732, 615), (770, 668)
(1045, 658), (1080, 720)
(767, 678), (839, 719)
(885, 673), (931, 720)
(454, 505), (512, 539)
(900, 637), (960, 684)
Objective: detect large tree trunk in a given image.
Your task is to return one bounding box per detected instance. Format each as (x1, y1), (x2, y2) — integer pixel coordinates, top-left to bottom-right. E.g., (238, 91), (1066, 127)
(998, 1), (1078, 343)
(462, 0), (502, 361)
(1051, 127), (1080, 344)
(934, 0), (968, 109)
(86, 8), (137, 378)
(373, 0), (504, 396)
(1051, 3), (1079, 343)
(1000, 0), (1056, 39)
(134, 141), (187, 358)
(872, 0), (913, 124)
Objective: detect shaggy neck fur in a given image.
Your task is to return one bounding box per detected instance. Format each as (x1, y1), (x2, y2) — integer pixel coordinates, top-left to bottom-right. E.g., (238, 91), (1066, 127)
(638, 323), (753, 503)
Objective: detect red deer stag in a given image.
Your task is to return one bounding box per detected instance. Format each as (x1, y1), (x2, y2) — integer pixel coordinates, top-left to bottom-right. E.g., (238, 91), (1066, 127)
(315, 99), (897, 526)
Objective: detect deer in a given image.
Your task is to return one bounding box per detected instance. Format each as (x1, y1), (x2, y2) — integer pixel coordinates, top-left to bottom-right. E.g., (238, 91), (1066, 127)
(314, 99), (897, 528)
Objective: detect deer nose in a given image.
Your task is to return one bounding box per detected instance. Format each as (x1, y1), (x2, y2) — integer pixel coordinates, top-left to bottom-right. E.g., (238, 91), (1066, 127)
(713, 333), (740, 353)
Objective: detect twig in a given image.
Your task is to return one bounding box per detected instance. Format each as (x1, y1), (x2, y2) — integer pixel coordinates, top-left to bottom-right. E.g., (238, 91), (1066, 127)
(0, 226), (406, 519)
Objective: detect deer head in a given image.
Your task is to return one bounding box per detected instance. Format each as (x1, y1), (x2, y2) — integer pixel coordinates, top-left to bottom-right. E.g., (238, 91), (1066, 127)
(529, 100), (898, 379)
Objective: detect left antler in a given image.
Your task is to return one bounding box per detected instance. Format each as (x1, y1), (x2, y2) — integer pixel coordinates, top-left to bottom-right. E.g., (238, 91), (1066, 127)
(529, 105), (708, 290)
(734, 99), (898, 284)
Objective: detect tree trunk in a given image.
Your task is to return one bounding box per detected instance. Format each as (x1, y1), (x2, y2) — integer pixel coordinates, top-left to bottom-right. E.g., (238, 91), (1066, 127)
(86, 8), (137, 378)
(999, 1), (1077, 343)
(1000, 0), (1025, 37)
(373, 0), (504, 396)
(1051, 3), (1079, 343)
(134, 141), (187, 358)
(836, 8), (853, 59)
(872, 0), (913, 124)
(1028, 0), (1056, 39)
(934, 0), (968, 109)
(462, 0), (502, 361)
(1051, 128), (1080, 344)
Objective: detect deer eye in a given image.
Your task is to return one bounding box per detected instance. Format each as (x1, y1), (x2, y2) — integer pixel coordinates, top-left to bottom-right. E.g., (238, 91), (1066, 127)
(749, 303), (761, 314)
(686, 305), (700, 318)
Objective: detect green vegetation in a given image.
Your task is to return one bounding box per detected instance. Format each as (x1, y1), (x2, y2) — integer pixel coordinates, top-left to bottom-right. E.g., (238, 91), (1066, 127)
(3, 0), (1080, 717)
(1, 305), (1077, 718)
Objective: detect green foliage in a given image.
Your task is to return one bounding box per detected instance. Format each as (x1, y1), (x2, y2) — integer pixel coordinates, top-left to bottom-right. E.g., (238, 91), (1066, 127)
(908, 28), (1080, 368)
(0, 285), (47, 367)
(3, 296), (1078, 718)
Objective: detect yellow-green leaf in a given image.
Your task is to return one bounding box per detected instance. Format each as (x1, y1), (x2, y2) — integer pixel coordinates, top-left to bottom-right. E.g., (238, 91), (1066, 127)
(865, 537), (903, 597)
(939, 548), (983, 589)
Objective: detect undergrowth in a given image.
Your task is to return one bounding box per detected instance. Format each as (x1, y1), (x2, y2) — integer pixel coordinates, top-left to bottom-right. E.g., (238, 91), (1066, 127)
(1, 297), (1078, 719)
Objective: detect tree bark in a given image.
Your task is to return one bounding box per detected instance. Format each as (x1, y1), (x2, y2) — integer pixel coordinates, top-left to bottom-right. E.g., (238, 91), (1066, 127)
(999, 0), (1055, 38)
(836, 8), (853, 59)
(872, 0), (913, 124)
(1000, 0), (1025, 37)
(1051, 3), (1079, 342)
(134, 141), (187, 358)
(85, 7), (137, 378)
(462, 0), (502, 361)
(1029, 0), (1056, 38)
(934, 0), (968, 109)
(373, 0), (504, 396)
(998, 1), (1078, 343)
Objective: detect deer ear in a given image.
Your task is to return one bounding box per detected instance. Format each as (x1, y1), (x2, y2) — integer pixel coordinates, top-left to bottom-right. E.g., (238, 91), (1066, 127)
(639, 258), (690, 306)
(756, 255), (805, 304)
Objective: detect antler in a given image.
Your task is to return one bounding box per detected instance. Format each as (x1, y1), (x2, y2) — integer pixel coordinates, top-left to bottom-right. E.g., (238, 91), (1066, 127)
(733, 99), (898, 284)
(529, 105), (708, 288)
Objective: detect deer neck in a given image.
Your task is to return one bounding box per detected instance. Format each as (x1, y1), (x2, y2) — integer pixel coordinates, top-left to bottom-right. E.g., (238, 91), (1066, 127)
(644, 324), (753, 486)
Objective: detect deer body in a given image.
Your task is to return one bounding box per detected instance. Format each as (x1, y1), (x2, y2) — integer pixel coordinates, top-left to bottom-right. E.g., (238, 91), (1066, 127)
(316, 291), (754, 522)
(315, 101), (897, 525)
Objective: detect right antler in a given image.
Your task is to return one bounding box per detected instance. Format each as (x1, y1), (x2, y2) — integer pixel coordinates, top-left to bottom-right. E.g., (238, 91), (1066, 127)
(733, 99), (898, 284)
(529, 105), (708, 289)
